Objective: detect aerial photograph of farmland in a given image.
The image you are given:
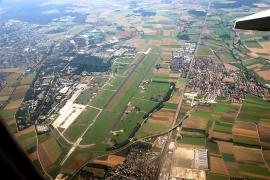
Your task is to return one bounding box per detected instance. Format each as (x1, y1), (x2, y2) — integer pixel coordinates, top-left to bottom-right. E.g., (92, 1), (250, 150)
(0, 0), (270, 179)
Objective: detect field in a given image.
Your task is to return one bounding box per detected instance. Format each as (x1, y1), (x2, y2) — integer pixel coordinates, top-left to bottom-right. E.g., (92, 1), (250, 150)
(258, 122), (270, 149)
(63, 107), (100, 142)
(209, 156), (229, 175)
(232, 121), (260, 146)
(180, 94), (270, 179)
(39, 136), (62, 169)
(92, 155), (125, 167)
(237, 95), (270, 123)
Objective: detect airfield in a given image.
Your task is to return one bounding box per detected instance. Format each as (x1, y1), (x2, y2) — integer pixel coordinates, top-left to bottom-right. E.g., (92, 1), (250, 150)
(0, 0), (270, 179)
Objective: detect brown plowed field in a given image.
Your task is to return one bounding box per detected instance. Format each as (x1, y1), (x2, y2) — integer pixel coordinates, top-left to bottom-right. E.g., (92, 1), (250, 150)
(209, 130), (232, 141)
(182, 116), (207, 131)
(210, 156), (229, 175)
(258, 122), (270, 148)
(29, 151), (38, 161)
(92, 155), (125, 167)
(0, 67), (26, 73)
(217, 141), (234, 154)
(232, 121), (258, 138)
(4, 99), (23, 110)
(148, 109), (175, 125)
(15, 126), (35, 137)
(225, 162), (242, 178)
(234, 146), (265, 166)
(257, 70), (270, 80)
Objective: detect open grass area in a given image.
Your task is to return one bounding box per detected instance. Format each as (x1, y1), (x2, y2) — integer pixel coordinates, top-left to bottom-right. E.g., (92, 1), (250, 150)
(90, 90), (115, 109)
(64, 107), (100, 142)
(81, 111), (118, 145)
(136, 122), (169, 138)
(106, 48), (161, 113)
(112, 112), (145, 143)
(130, 98), (158, 112)
(134, 81), (169, 102)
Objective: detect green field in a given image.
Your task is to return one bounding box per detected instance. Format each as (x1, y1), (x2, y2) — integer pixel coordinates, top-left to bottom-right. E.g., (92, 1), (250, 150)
(137, 122), (170, 138)
(218, 51), (236, 63)
(245, 40), (263, 48)
(233, 135), (260, 146)
(0, 108), (17, 121)
(207, 173), (229, 180)
(178, 135), (206, 146)
(141, 35), (164, 40)
(16, 129), (37, 154)
(222, 153), (236, 162)
(211, 102), (233, 113)
(238, 95), (270, 123)
(239, 164), (270, 176)
(213, 121), (233, 134)
(41, 137), (62, 163)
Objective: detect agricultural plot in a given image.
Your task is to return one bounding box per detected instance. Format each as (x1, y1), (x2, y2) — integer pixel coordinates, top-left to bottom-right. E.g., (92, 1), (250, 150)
(61, 148), (92, 173)
(137, 122), (170, 139)
(206, 141), (220, 155)
(242, 57), (270, 83)
(182, 116), (208, 132)
(209, 156), (229, 176)
(245, 40), (263, 48)
(213, 121), (233, 134)
(217, 51), (236, 63)
(207, 173), (229, 180)
(234, 146), (265, 166)
(258, 122), (270, 149)
(178, 134), (206, 147)
(0, 108), (17, 122)
(15, 127), (37, 154)
(232, 121), (260, 146)
(38, 136), (62, 169)
(237, 95), (270, 123)
(4, 99), (23, 110)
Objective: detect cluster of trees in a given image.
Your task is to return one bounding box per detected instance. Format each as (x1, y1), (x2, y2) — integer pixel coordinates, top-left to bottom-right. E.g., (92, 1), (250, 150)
(71, 54), (111, 74)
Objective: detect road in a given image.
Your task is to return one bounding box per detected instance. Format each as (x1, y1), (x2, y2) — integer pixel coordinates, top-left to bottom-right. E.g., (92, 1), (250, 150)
(155, 1), (212, 179)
